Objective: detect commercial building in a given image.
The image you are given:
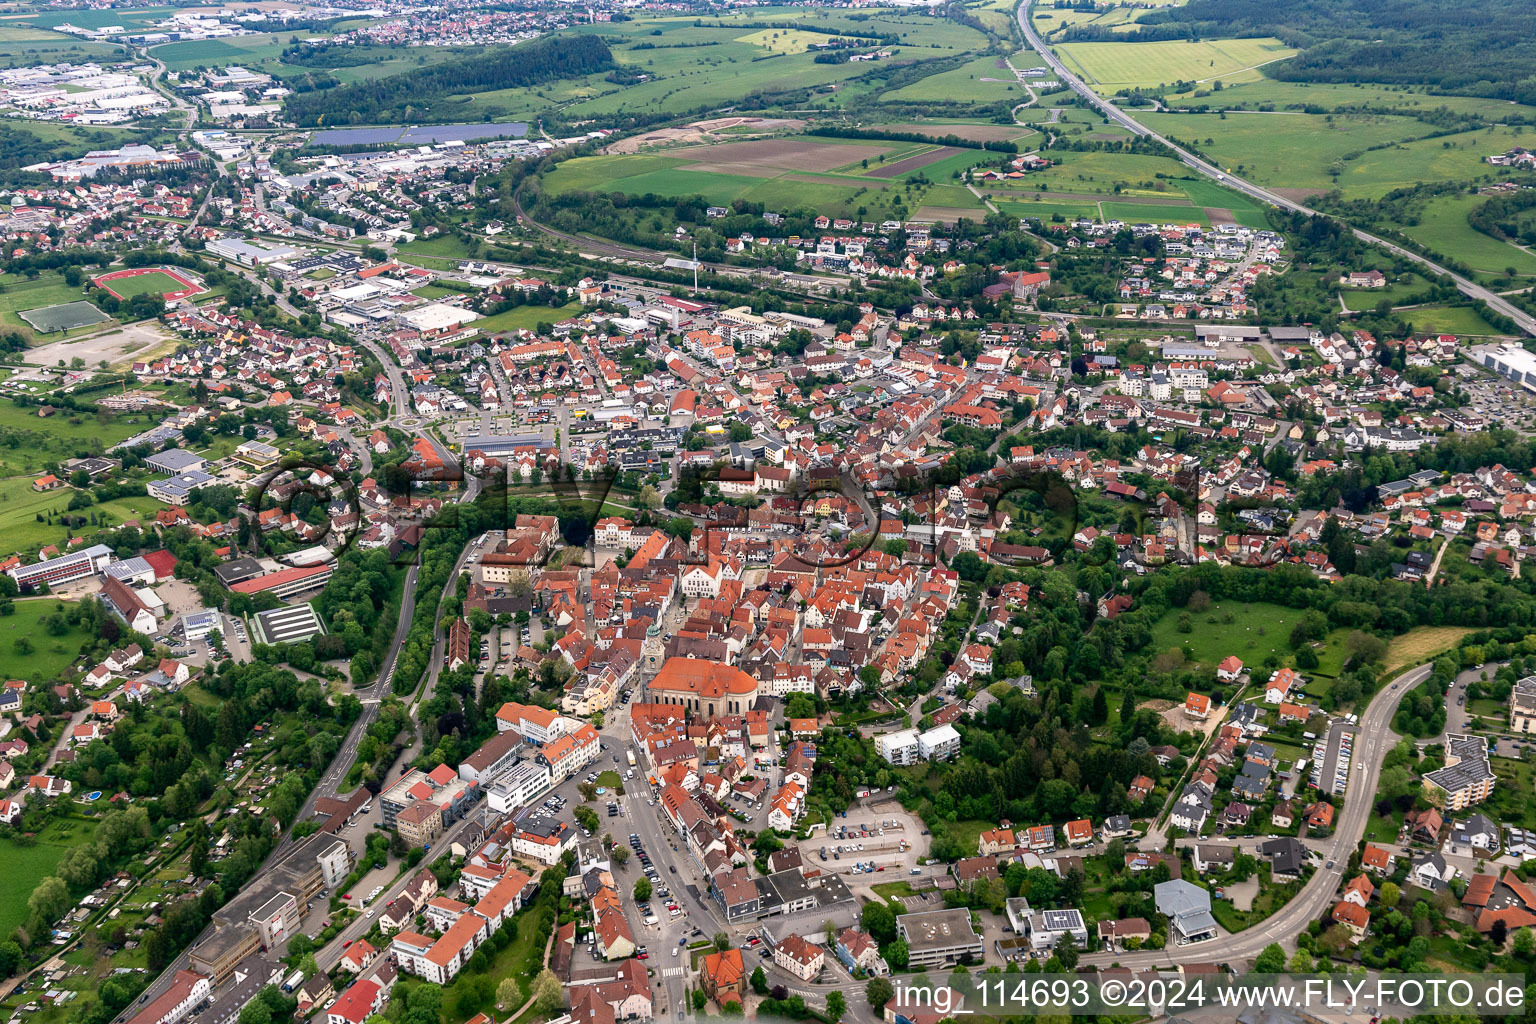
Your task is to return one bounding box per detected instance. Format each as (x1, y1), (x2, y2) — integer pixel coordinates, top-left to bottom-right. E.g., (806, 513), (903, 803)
(895, 908), (984, 967)
(485, 759), (553, 814)
(510, 820), (576, 865)
(379, 764), (479, 835)
(207, 236), (301, 267)
(189, 834), (352, 983)
(1475, 344), (1536, 391)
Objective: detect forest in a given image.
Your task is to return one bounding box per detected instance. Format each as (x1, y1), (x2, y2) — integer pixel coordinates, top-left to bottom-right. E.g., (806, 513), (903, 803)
(282, 34), (615, 126)
(1082, 0), (1536, 104)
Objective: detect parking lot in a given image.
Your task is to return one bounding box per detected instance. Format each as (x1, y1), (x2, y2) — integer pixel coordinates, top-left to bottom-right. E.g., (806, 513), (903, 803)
(791, 801), (929, 880)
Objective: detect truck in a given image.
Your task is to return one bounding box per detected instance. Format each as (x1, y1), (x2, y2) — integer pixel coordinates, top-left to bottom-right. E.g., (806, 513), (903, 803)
(282, 970), (305, 994)
(626, 749), (636, 768)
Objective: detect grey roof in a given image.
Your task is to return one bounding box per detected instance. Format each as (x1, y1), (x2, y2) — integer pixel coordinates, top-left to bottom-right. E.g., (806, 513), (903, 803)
(145, 448), (206, 473)
(1154, 879), (1210, 918)
(104, 556), (153, 580)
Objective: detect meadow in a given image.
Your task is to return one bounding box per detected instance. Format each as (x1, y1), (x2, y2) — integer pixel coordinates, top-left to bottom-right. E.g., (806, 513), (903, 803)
(881, 54), (1026, 103)
(0, 401), (152, 474)
(1054, 37), (1298, 91)
(0, 597), (89, 681)
(541, 136), (984, 222)
(1149, 599), (1309, 672)
(476, 302), (586, 333)
(1138, 112), (1536, 201)
(1398, 193), (1536, 281)
(0, 819), (98, 935)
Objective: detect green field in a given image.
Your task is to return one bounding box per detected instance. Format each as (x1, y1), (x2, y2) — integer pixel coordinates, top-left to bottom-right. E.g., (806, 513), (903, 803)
(0, 597), (90, 681)
(1401, 304), (1506, 336)
(1053, 37), (1298, 90)
(476, 302), (585, 333)
(0, 481), (170, 558)
(99, 270), (197, 301)
(1150, 600), (1308, 671)
(1397, 193), (1536, 281)
(1138, 113), (1536, 200)
(0, 819), (98, 936)
(882, 54), (1025, 103)
(0, 402), (154, 475)
(0, 272), (98, 333)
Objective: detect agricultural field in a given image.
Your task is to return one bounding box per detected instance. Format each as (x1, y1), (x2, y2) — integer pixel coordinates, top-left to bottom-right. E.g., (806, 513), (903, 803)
(1139, 112), (1536, 200)
(542, 136), (992, 221)
(881, 54), (1027, 103)
(1053, 37), (1298, 91)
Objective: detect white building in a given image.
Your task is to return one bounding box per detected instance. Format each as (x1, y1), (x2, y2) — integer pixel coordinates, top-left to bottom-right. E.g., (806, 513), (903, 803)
(918, 724), (961, 761)
(876, 728), (921, 766)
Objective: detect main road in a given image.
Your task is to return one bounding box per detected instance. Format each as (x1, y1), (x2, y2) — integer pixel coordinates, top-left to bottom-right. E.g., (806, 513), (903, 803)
(1015, 0), (1536, 337)
(1081, 661), (1434, 969)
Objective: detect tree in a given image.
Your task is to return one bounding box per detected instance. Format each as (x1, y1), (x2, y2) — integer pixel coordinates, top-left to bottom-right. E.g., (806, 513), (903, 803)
(532, 970), (564, 1015)
(862, 900), (897, 943)
(713, 931), (730, 951)
(866, 978), (894, 1010)
(692, 991), (707, 1012)
(885, 939), (909, 970)
(637, 484), (661, 510)
(238, 1000), (272, 1024)
(827, 991), (846, 1022)
(1513, 926), (1535, 958)
(1379, 881), (1401, 910)
(634, 877), (652, 902)
(1254, 943), (1286, 973)
(751, 966), (769, 995)
(1287, 948), (1314, 973)
(496, 978), (520, 1009)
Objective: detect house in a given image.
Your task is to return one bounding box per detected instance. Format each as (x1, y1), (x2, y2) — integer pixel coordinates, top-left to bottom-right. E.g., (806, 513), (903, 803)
(978, 827), (1016, 856)
(1305, 802), (1335, 831)
(1405, 807), (1443, 845)
(1331, 900), (1370, 939)
(772, 934), (824, 981)
(1342, 874), (1374, 908)
(1063, 819), (1094, 847)
(1154, 879), (1217, 944)
(1361, 844), (1395, 874)
(1193, 844), (1235, 874)
(1259, 837), (1307, 881)
(1409, 851), (1455, 891)
(1448, 813), (1501, 854)
(1096, 918), (1151, 952)
(834, 928), (888, 976)
(1184, 692), (1211, 720)
(699, 947), (745, 1008)
(1216, 656), (1243, 682)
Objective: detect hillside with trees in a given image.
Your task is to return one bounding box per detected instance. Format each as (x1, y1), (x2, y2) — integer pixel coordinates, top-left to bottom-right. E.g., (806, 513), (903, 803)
(283, 34), (615, 126)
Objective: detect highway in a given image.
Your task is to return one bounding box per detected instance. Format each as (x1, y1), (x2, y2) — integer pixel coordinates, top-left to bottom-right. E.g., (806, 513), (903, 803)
(1015, 0), (1536, 337)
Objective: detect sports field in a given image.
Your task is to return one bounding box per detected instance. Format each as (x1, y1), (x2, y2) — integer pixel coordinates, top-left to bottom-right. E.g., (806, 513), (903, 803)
(0, 272), (95, 333)
(18, 300), (109, 333)
(1054, 37), (1298, 90)
(95, 267), (202, 302)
